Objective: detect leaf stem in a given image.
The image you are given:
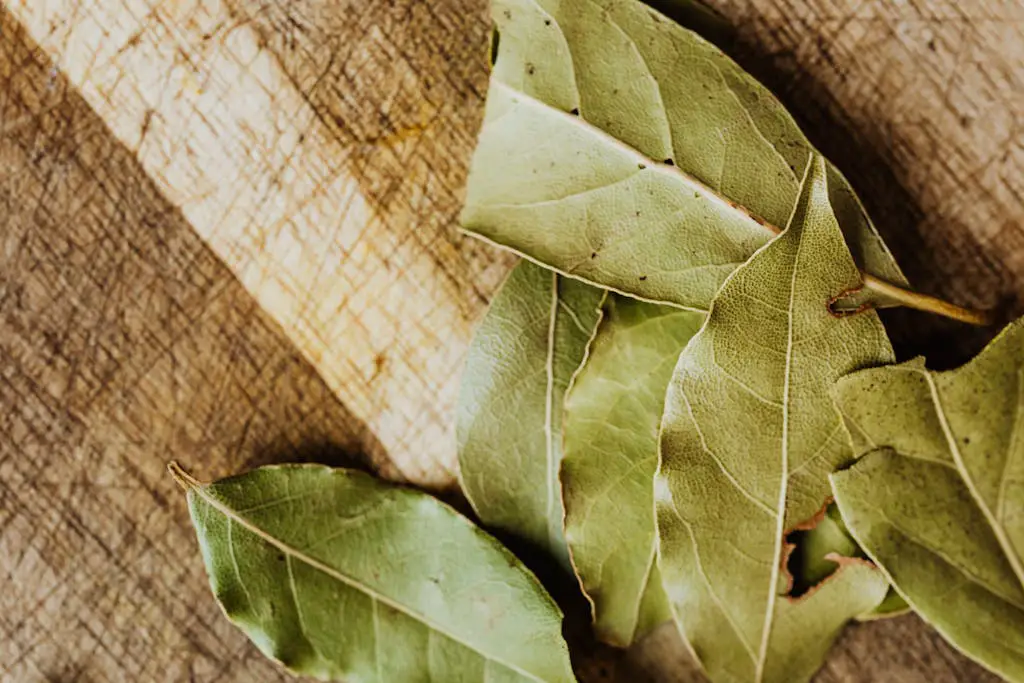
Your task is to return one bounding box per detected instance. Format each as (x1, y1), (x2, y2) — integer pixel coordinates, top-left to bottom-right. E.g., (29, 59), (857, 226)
(861, 275), (992, 327)
(490, 83), (993, 327)
(168, 461), (202, 491)
(707, 193), (992, 325)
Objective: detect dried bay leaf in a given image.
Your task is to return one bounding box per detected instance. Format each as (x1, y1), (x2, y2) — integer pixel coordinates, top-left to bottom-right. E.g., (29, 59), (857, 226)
(655, 156), (891, 683)
(458, 260), (605, 566)
(461, 0), (908, 314)
(785, 503), (862, 597)
(864, 586), (912, 620)
(170, 463), (577, 683)
(786, 502), (910, 619)
(561, 295), (704, 647)
(831, 319), (1024, 681)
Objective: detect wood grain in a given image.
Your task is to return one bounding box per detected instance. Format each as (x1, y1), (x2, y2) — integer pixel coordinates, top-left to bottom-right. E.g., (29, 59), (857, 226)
(716, 0), (1024, 367)
(0, 11), (383, 681)
(7, 0), (511, 488)
(1, 0), (1021, 681)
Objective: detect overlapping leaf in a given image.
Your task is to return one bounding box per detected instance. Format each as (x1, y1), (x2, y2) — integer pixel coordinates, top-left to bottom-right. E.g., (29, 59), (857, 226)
(171, 463), (576, 683)
(461, 0), (905, 313)
(831, 319), (1024, 682)
(786, 502), (909, 619)
(785, 503), (861, 597)
(561, 295), (704, 647)
(655, 156), (892, 683)
(457, 260), (605, 565)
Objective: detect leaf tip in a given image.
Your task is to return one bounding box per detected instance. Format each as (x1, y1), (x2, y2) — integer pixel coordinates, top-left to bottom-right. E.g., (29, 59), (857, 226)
(168, 461), (202, 491)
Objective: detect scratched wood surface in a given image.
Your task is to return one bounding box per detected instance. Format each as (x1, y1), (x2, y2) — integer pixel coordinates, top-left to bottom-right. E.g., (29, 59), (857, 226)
(0, 0), (1021, 681)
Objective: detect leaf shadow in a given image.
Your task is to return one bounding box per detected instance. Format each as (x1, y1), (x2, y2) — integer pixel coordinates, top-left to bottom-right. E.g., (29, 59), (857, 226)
(241, 438), (377, 473)
(477, 530), (672, 683)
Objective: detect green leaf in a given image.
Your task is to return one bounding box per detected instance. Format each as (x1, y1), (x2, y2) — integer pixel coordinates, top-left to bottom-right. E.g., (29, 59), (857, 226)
(655, 156), (892, 683)
(457, 260), (605, 566)
(785, 503), (861, 596)
(786, 503), (909, 619)
(862, 588), (911, 620)
(461, 0), (905, 313)
(830, 319), (1024, 682)
(171, 463), (577, 683)
(561, 295), (704, 647)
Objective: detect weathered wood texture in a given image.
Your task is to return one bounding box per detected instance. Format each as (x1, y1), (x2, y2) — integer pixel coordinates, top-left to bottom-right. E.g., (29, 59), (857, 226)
(7, 0), (510, 488)
(0, 0), (1021, 681)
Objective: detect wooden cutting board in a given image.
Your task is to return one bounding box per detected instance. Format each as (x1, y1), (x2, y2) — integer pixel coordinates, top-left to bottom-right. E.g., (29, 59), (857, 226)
(1, 0), (1021, 680)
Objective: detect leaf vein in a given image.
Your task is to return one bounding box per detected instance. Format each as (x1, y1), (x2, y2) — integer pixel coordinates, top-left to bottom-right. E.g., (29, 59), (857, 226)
(921, 368), (1024, 592)
(193, 491), (548, 682)
(869, 505), (1024, 611)
(997, 366), (1024, 525)
(681, 390), (776, 517)
(662, 494), (759, 662)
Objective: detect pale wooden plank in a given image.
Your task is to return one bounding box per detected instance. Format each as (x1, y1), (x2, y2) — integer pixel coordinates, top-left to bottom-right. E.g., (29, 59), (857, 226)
(7, 0), (509, 487)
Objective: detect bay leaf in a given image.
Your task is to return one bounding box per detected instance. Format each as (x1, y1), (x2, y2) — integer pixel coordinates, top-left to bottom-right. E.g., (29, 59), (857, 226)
(864, 588), (912, 620)
(457, 260), (605, 566)
(787, 502), (909, 619)
(170, 463), (577, 683)
(655, 155), (891, 683)
(830, 318), (1024, 681)
(461, 0), (908, 314)
(561, 294), (704, 647)
(785, 503), (862, 597)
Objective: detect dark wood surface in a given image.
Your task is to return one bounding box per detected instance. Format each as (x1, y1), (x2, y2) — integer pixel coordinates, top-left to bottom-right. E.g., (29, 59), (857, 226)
(1, 0), (1021, 680)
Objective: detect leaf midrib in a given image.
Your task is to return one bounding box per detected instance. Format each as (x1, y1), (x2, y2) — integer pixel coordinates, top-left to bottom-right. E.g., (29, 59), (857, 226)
(544, 271), (560, 552)
(631, 530), (660, 641)
(487, 80), (783, 240)
(460, 229), (713, 314)
(753, 186), (803, 682)
(565, 307), (685, 642)
(190, 485), (546, 683)
(922, 369), (1024, 593)
(541, 0), (800, 221)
